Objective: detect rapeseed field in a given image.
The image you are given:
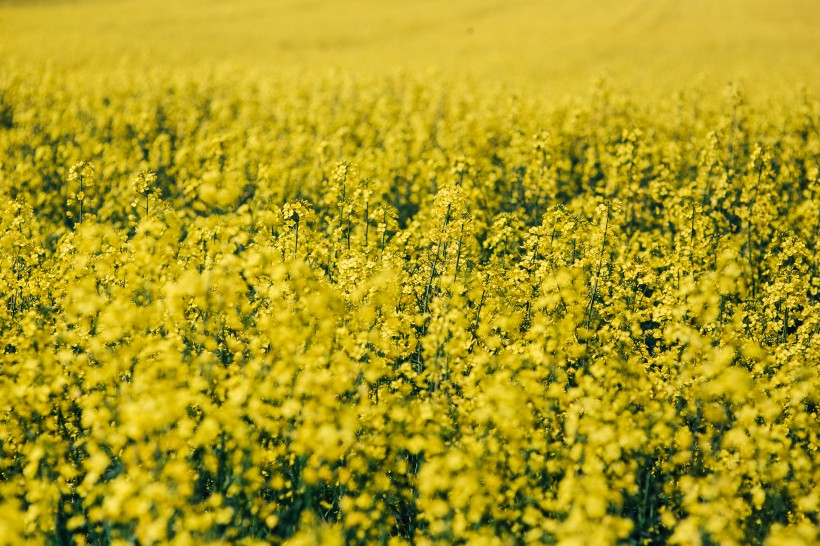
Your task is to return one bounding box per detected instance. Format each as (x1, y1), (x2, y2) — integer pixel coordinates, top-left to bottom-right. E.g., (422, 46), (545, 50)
(0, 1), (818, 544)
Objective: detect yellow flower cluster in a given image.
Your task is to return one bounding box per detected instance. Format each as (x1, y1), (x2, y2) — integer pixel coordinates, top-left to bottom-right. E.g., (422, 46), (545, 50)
(0, 64), (818, 546)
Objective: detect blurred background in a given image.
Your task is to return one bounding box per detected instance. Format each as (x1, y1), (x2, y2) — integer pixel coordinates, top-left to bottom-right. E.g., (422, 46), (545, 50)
(2, 0), (819, 94)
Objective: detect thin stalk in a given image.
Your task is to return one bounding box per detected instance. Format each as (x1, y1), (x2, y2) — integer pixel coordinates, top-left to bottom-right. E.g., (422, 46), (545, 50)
(381, 209), (387, 258)
(471, 288), (486, 335)
(294, 214), (299, 256)
(364, 198), (369, 248)
(585, 206), (610, 333)
(423, 249), (440, 314)
(422, 204), (452, 312)
(690, 200), (696, 269)
(747, 162), (764, 298)
(453, 224), (464, 282)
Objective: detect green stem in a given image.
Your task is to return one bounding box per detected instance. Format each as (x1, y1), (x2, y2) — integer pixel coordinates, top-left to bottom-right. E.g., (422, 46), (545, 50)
(585, 206), (610, 333)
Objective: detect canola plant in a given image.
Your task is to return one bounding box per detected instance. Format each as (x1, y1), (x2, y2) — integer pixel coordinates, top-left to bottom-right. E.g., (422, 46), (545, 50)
(1, 1), (819, 545)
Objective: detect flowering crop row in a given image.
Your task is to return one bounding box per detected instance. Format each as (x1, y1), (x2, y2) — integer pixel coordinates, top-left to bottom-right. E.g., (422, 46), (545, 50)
(0, 66), (818, 545)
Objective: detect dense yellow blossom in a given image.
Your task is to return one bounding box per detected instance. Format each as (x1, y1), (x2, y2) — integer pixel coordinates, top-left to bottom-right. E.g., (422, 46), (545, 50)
(1, 1), (820, 544)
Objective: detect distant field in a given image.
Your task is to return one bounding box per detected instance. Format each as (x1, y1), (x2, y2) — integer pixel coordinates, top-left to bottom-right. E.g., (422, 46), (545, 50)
(2, 0), (820, 93)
